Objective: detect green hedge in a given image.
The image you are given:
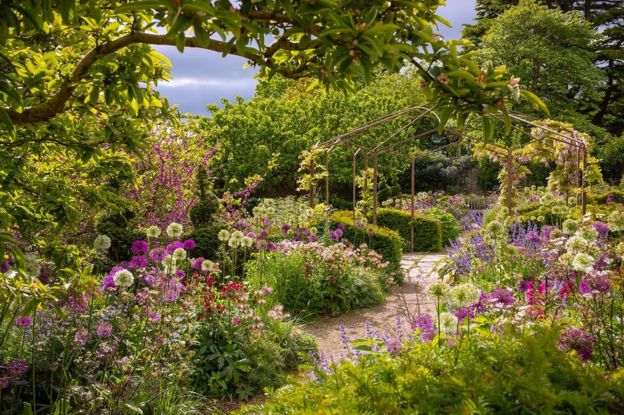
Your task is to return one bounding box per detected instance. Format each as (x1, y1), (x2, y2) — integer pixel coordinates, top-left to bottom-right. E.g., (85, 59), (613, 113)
(330, 211), (402, 269)
(374, 208), (442, 252)
(587, 190), (624, 204)
(426, 208), (460, 246)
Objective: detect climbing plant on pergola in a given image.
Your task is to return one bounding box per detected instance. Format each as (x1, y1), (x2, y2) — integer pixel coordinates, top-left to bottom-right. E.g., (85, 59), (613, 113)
(298, 107), (591, 250)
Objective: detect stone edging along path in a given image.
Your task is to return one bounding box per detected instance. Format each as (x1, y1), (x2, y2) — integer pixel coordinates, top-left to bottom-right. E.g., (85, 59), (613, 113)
(303, 252), (448, 358)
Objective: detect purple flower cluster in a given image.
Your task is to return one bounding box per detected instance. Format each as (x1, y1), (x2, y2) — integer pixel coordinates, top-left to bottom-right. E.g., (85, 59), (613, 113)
(558, 327), (594, 361)
(411, 313), (435, 342)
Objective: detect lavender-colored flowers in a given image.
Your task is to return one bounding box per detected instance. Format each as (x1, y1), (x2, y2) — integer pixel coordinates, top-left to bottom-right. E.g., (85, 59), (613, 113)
(558, 327), (594, 361)
(592, 221), (610, 236)
(131, 240), (149, 255)
(149, 248), (167, 262)
(6, 359), (29, 376)
(96, 322), (113, 338)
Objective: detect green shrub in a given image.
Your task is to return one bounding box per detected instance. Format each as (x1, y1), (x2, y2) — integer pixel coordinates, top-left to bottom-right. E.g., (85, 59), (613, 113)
(246, 244), (388, 318)
(374, 208), (442, 252)
(239, 327), (624, 414)
(426, 207), (460, 245)
(188, 225), (220, 260)
(587, 190), (624, 204)
(330, 210), (403, 268)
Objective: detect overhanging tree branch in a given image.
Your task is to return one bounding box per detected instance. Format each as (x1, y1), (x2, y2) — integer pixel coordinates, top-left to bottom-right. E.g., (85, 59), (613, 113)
(6, 32), (311, 125)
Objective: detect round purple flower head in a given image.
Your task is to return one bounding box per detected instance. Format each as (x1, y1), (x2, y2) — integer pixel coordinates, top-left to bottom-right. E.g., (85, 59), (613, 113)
(131, 240), (149, 255)
(412, 313), (434, 332)
(337, 223), (346, 231)
(606, 193), (615, 203)
(182, 239), (196, 250)
(0, 260), (9, 273)
(166, 241), (184, 254)
(592, 221), (610, 236)
(96, 322), (113, 338)
(191, 257), (204, 270)
(149, 248), (167, 262)
(14, 316), (31, 327)
(7, 359), (29, 376)
(558, 327), (594, 361)
(129, 255), (148, 269)
(103, 265), (125, 290)
(281, 224), (291, 234)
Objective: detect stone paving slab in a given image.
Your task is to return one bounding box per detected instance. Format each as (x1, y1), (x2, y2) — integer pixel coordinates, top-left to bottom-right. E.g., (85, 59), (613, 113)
(304, 252), (447, 357)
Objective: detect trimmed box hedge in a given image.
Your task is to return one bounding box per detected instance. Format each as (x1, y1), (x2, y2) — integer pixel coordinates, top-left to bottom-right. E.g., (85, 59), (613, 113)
(375, 208), (442, 252)
(330, 210), (402, 269)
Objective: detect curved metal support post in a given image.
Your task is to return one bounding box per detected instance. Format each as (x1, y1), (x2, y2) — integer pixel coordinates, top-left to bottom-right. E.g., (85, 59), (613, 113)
(372, 153), (379, 226)
(410, 156), (416, 252)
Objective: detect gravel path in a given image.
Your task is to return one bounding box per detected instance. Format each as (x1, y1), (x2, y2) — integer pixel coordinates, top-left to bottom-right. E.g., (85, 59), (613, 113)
(303, 252), (447, 358)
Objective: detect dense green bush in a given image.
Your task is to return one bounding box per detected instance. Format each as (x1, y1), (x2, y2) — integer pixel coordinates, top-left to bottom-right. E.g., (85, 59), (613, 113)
(426, 207), (460, 245)
(188, 225), (220, 260)
(330, 210), (402, 269)
(239, 327), (624, 414)
(374, 208), (442, 252)
(246, 243), (389, 318)
(94, 209), (145, 266)
(587, 190), (624, 204)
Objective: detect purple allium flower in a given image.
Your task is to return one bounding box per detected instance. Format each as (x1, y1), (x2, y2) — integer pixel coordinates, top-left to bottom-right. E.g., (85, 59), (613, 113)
(68, 295), (88, 313)
(191, 257), (204, 270)
(96, 322), (113, 338)
(74, 329), (90, 346)
(309, 234), (318, 242)
(143, 273), (156, 286)
(267, 242), (277, 252)
(329, 228), (343, 241)
(7, 359), (28, 376)
(558, 327), (594, 361)
(281, 224), (291, 234)
(175, 269), (186, 278)
(148, 311), (161, 323)
(259, 230), (269, 239)
(490, 288), (515, 307)
(607, 193), (615, 203)
(337, 223), (345, 231)
(453, 306), (474, 320)
(1, 260), (9, 273)
(165, 241), (184, 254)
(14, 316), (31, 327)
(103, 266), (125, 290)
(129, 255), (148, 269)
(0, 378), (10, 389)
(245, 232), (256, 239)
(412, 313), (434, 332)
(518, 280), (532, 292)
(263, 218), (270, 227)
(592, 221), (610, 236)
(182, 239), (196, 250)
(131, 240), (149, 255)
(149, 248), (167, 262)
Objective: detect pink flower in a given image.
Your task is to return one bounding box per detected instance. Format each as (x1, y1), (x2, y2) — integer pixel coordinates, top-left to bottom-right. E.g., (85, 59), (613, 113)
(14, 316), (31, 327)
(96, 322), (113, 338)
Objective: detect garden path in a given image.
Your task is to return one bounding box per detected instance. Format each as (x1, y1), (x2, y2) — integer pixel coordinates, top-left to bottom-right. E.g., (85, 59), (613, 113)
(303, 252), (447, 358)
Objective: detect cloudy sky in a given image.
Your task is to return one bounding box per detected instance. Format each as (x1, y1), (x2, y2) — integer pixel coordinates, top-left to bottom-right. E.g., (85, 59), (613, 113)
(154, 0), (477, 115)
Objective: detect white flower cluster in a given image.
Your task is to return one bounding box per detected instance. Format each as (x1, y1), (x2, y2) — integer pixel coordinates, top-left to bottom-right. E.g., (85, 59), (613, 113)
(113, 269), (134, 289)
(94, 234), (111, 251)
(166, 222), (183, 238)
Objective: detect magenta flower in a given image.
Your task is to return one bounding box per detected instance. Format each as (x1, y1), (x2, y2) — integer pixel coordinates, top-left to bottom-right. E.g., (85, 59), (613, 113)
(96, 322), (113, 338)
(103, 266), (125, 290)
(149, 248), (167, 262)
(131, 240), (149, 255)
(143, 273), (156, 286)
(281, 224), (291, 234)
(14, 316), (31, 327)
(165, 241), (184, 254)
(129, 255), (148, 269)
(182, 239), (196, 250)
(411, 313), (434, 332)
(7, 359), (29, 376)
(592, 221), (610, 236)
(191, 257), (204, 270)
(558, 327), (594, 361)
(74, 329), (90, 345)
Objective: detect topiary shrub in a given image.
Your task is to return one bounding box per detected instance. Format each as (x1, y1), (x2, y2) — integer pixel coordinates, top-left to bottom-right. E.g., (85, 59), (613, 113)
(189, 164), (221, 228)
(374, 208), (442, 252)
(330, 210), (402, 269)
(426, 207), (460, 246)
(95, 209), (145, 268)
(188, 225), (220, 260)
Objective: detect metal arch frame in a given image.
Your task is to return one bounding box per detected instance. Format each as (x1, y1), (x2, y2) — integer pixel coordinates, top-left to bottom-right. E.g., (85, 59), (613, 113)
(485, 112), (589, 214)
(313, 106), (445, 233)
(303, 106), (591, 252)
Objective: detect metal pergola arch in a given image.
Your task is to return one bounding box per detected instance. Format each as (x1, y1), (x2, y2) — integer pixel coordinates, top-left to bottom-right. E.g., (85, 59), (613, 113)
(306, 106), (589, 252)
